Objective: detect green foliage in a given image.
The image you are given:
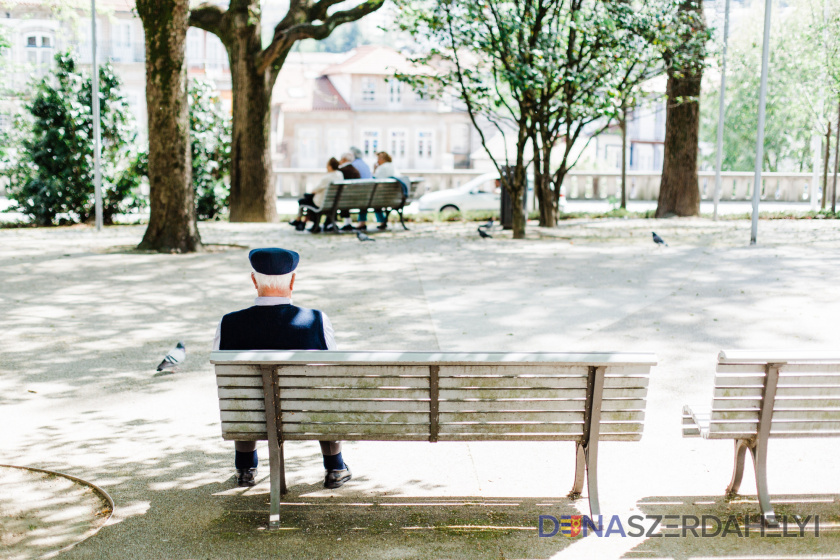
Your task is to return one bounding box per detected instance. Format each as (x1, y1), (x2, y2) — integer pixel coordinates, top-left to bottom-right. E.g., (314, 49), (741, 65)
(189, 80), (231, 220)
(394, 0), (704, 229)
(6, 52), (145, 226)
(297, 22), (369, 53)
(700, 0), (820, 172)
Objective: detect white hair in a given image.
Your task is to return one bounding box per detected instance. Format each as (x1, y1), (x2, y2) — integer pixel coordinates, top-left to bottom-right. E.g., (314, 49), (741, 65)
(340, 151), (355, 162)
(252, 270), (293, 291)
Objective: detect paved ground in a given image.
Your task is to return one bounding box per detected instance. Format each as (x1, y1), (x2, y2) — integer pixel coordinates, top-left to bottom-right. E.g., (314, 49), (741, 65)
(2, 217), (840, 559)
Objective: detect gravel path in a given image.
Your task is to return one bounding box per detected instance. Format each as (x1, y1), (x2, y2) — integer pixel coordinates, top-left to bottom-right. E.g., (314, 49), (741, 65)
(1, 217), (839, 559)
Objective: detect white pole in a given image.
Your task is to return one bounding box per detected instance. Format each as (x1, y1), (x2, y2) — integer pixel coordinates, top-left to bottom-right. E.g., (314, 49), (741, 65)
(713, 0), (731, 221)
(91, 0), (103, 231)
(750, 0), (773, 245)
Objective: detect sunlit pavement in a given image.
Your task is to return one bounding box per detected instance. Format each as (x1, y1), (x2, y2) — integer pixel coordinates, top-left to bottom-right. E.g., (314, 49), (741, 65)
(1, 218), (839, 559)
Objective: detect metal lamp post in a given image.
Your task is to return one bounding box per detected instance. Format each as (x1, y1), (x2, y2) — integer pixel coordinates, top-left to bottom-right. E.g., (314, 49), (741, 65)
(712, 0), (731, 221)
(91, 0), (103, 231)
(750, 0), (773, 245)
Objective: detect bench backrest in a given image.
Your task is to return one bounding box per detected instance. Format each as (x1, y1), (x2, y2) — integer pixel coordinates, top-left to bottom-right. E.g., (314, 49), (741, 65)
(320, 178), (421, 212)
(211, 351), (656, 444)
(708, 351), (840, 439)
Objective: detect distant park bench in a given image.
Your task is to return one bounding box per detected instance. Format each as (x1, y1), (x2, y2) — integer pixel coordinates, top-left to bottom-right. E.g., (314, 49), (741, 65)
(682, 350), (840, 526)
(210, 350), (657, 529)
(307, 178), (423, 231)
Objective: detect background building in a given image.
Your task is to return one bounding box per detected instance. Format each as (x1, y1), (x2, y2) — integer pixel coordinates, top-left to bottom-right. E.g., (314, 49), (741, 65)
(272, 46), (478, 172)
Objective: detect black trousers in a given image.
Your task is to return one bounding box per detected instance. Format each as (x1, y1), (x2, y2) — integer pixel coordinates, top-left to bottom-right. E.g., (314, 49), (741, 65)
(235, 440), (341, 455)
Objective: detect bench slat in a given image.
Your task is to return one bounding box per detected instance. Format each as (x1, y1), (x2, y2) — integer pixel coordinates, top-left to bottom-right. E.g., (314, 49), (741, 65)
(280, 388), (429, 400)
(221, 411), (266, 422)
(211, 350), (658, 366)
(440, 365), (589, 377)
(715, 386), (840, 398)
(214, 365), (262, 377)
(713, 409), (840, 421)
(219, 387), (265, 400)
(277, 376), (430, 389)
(439, 423), (584, 435)
(439, 410), (643, 423)
(281, 411), (428, 424)
(283, 423), (429, 434)
(275, 365), (431, 377)
(440, 388), (587, 399)
(439, 376), (588, 389)
(220, 398), (265, 411)
(282, 399), (430, 413)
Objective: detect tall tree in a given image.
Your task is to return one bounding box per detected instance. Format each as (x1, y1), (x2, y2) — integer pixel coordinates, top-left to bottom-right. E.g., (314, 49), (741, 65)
(136, 0), (201, 253)
(656, 0), (709, 217)
(189, 0), (384, 222)
(529, 1), (663, 226)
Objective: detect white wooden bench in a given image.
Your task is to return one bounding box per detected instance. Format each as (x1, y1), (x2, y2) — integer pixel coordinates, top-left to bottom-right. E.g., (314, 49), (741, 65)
(311, 178), (423, 231)
(683, 350), (840, 526)
(210, 351), (657, 528)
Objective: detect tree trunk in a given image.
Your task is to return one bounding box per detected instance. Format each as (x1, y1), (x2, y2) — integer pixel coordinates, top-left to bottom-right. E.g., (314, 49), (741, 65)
(620, 108), (627, 210)
(822, 121), (831, 210)
(532, 131), (556, 226)
(656, 1), (705, 218)
(137, 0), (201, 253)
(227, 20), (277, 223)
(656, 67), (702, 217)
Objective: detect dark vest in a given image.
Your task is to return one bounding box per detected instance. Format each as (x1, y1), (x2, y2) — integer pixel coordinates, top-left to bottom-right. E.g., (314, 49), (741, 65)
(219, 304), (328, 351)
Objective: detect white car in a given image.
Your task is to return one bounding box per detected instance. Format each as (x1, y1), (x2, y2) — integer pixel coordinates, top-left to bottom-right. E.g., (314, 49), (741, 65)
(417, 172), (566, 213)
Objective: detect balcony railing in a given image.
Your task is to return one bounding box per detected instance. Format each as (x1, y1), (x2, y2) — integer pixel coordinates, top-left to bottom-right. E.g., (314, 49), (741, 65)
(272, 168), (819, 203)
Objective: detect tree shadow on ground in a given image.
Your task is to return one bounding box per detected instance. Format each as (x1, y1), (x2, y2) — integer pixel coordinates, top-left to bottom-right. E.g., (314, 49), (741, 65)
(622, 494), (840, 559)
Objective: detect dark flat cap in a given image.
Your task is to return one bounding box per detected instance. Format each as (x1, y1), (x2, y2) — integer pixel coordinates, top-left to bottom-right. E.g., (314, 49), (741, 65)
(249, 248), (299, 275)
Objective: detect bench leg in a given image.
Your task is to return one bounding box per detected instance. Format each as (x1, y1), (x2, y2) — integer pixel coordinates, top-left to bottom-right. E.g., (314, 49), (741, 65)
(725, 438), (750, 496)
(398, 209), (409, 230)
(584, 442), (601, 519)
(267, 440), (284, 529)
(750, 439), (778, 527)
(569, 441), (585, 499)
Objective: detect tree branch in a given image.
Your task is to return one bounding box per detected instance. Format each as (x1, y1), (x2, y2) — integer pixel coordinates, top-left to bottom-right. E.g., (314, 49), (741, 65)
(258, 0), (384, 74)
(188, 3), (226, 41)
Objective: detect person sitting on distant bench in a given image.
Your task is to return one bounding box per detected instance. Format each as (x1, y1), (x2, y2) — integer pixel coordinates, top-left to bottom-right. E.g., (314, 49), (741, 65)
(289, 157), (343, 234)
(356, 151), (397, 231)
(334, 152), (362, 232)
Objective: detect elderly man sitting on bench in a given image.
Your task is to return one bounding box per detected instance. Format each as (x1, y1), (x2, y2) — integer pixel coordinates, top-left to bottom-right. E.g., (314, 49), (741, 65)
(212, 248), (352, 488)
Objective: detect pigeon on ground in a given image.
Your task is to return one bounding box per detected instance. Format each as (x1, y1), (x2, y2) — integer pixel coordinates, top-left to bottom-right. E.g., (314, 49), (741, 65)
(652, 232), (668, 247)
(479, 218), (494, 230)
(478, 228), (493, 239)
(356, 231), (375, 242)
(156, 341), (186, 372)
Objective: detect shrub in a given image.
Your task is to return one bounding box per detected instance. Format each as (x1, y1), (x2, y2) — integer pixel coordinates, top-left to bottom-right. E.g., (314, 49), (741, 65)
(6, 52), (144, 225)
(189, 80), (231, 220)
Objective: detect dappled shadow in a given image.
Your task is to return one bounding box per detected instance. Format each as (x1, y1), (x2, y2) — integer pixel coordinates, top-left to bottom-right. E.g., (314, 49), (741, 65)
(621, 494), (840, 559)
(0, 466), (112, 560)
(3, 220), (840, 559)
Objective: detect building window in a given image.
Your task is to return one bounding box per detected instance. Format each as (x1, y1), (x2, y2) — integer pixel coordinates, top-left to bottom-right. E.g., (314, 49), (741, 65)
(451, 124), (470, 154)
(417, 131), (433, 160)
(25, 33), (55, 72)
(389, 130), (407, 161)
(113, 20), (134, 62)
(361, 77), (377, 102)
(296, 127), (320, 168)
(389, 80), (402, 104)
(361, 129), (380, 161)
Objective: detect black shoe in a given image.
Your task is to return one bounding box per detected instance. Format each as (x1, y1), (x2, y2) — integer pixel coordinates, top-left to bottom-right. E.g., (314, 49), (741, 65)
(324, 223), (337, 232)
(288, 219), (301, 227)
(307, 225), (321, 234)
(340, 224), (355, 232)
(377, 223), (388, 231)
(236, 468), (257, 487)
(355, 224), (367, 232)
(324, 465), (351, 489)
(296, 221), (306, 231)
